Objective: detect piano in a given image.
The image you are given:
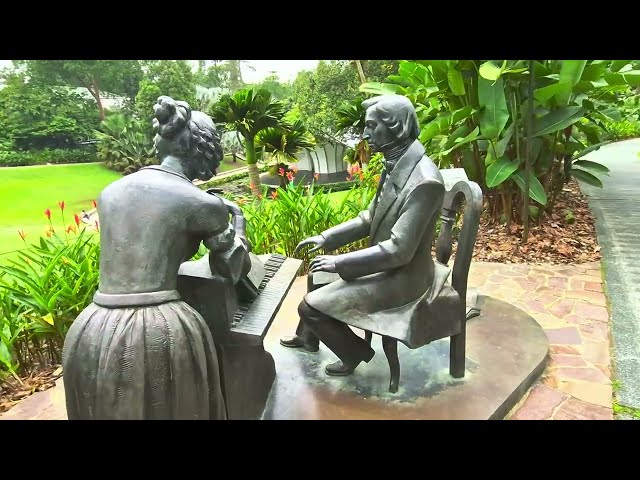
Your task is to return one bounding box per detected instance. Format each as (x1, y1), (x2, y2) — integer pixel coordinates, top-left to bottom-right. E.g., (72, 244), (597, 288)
(177, 251), (302, 420)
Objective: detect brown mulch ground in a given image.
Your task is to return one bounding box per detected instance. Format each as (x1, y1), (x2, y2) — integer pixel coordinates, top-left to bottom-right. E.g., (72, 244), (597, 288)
(471, 179), (601, 264)
(0, 364), (62, 414)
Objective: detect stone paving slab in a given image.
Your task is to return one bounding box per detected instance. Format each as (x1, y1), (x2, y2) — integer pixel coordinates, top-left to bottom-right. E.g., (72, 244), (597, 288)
(1, 260), (612, 420)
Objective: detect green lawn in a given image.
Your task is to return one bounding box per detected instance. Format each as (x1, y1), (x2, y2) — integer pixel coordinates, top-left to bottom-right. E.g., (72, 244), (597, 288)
(218, 154), (246, 173)
(0, 163), (121, 255)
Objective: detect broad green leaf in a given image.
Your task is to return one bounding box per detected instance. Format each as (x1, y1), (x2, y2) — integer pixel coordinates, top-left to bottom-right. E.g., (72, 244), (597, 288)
(479, 62), (502, 81)
(486, 156), (520, 187)
(491, 122), (515, 159)
(440, 127), (483, 156)
(533, 61), (552, 77)
(443, 124), (472, 150)
(571, 168), (604, 188)
(573, 159), (610, 175)
(533, 106), (585, 137)
(447, 68), (466, 96)
(419, 106), (475, 143)
(600, 107), (622, 121)
(358, 82), (405, 95)
(512, 171), (548, 205)
(461, 149), (478, 181)
(610, 60), (631, 72)
(534, 81), (573, 103)
(42, 313), (54, 326)
(605, 71), (640, 87)
(0, 341), (13, 369)
(557, 60), (587, 105)
(581, 62), (608, 82)
(478, 77), (509, 140)
(570, 140), (611, 160)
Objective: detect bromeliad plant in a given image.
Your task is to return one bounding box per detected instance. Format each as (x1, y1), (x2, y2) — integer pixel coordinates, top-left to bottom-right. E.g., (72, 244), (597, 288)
(0, 202), (100, 378)
(359, 60), (639, 238)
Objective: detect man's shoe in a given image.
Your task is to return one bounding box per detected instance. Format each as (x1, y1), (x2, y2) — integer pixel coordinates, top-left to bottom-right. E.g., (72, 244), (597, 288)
(280, 336), (319, 352)
(325, 360), (358, 376)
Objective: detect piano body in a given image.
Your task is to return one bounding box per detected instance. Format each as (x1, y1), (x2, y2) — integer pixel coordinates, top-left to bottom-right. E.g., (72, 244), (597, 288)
(177, 251), (302, 420)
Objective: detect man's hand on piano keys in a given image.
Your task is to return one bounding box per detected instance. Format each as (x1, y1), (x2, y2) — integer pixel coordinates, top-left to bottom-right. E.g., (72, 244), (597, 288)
(309, 255), (337, 273)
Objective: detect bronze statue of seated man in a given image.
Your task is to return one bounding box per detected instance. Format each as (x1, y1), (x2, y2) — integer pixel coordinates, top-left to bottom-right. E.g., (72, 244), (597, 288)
(281, 94), (452, 376)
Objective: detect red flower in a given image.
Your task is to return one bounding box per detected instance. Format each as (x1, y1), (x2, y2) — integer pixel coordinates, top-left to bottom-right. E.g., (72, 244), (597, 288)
(92, 200), (97, 209)
(18, 230), (27, 242)
(66, 225), (77, 234)
(286, 171), (294, 182)
(44, 208), (51, 220)
(270, 190), (279, 200)
(74, 213), (81, 227)
(45, 229), (53, 238)
(278, 168), (285, 177)
(58, 201), (65, 211)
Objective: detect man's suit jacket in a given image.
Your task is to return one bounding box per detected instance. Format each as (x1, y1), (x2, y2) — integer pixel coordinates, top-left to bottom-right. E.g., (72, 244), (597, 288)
(305, 140), (464, 348)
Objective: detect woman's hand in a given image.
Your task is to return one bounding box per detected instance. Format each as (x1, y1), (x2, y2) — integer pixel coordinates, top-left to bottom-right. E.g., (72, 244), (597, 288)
(295, 235), (326, 254)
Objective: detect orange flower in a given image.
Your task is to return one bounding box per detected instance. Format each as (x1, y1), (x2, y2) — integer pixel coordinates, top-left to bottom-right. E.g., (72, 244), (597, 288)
(94, 220), (100, 232)
(66, 225), (77, 234)
(286, 171), (294, 182)
(18, 230), (27, 242)
(44, 208), (51, 220)
(74, 213), (81, 226)
(270, 190), (279, 200)
(290, 165), (298, 174)
(314, 173), (320, 181)
(45, 229), (53, 238)
(278, 167), (285, 177)
(58, 201), (65, 211)
(92, 200), (97, 209)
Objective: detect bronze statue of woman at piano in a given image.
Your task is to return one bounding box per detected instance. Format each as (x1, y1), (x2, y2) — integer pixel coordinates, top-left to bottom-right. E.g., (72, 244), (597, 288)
(281, 94), (451, 377)
(62, 95), (251, 420)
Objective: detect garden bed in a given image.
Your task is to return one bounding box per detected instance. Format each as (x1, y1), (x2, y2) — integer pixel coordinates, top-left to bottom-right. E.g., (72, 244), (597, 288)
(471, 179), (601, 265)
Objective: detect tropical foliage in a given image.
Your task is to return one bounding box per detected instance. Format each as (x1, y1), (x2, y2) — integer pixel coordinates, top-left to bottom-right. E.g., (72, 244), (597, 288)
(359, 60), (639, 235)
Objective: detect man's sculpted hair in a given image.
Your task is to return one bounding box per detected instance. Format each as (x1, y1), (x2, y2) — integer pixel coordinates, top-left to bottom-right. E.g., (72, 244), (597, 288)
(362, 94), (420, 141)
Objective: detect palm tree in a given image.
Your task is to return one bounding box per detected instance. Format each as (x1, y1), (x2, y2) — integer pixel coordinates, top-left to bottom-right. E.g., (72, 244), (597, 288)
(256, 120), (316, 186)
(210, 88), (286, 196)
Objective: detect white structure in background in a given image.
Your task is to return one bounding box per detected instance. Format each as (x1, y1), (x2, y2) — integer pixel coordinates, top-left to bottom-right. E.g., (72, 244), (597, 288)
(293, 133), (359, 184)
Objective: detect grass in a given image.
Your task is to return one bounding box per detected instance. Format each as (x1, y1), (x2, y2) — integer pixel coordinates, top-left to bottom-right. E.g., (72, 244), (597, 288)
(0, 163), (121, 256)
(217, 154), (246, 174)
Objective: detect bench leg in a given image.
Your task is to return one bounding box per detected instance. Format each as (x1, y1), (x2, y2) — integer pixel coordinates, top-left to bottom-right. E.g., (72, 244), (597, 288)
(364, 331), (372, 344)
(382, 336), (399, 393)
(449, 327), (466, 378)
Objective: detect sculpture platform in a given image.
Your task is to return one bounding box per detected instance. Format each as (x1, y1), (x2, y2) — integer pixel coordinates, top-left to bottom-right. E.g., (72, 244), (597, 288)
(261, 289), (549, 420)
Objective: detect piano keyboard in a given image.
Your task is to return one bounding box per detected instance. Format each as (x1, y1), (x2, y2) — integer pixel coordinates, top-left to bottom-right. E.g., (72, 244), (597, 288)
(229, 253), (302, 345)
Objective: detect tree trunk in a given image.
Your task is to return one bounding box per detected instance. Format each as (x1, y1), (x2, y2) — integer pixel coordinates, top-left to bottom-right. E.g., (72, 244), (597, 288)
(352, 60), (367, 84)
(245, 138), (262, 196)
(88, 76), (105, 121)
(522, 60), (535, 244)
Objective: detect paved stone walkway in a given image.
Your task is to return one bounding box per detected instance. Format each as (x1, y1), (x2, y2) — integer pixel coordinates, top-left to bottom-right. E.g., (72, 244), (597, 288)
(1, 260), (612, 420)
(578, 139), (640, 413)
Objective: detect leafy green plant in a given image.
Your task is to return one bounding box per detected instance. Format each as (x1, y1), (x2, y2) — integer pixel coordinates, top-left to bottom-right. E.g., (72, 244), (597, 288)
(0, 204), (100, 377)
(0, 148), (97, 167)
(95, 112), (156, 174)
(242, 181), (376, 273)
(359, 60), (638, 235)
(210, 88), (288, 196)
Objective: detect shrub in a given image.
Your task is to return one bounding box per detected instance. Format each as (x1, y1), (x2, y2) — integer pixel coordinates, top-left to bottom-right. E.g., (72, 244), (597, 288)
(0, 148), (97, 168)
(604, 119), (640, 141)
(0, 204), (100, 378)
(95, 112), (156, 174)
(241, 181), (376, 273)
